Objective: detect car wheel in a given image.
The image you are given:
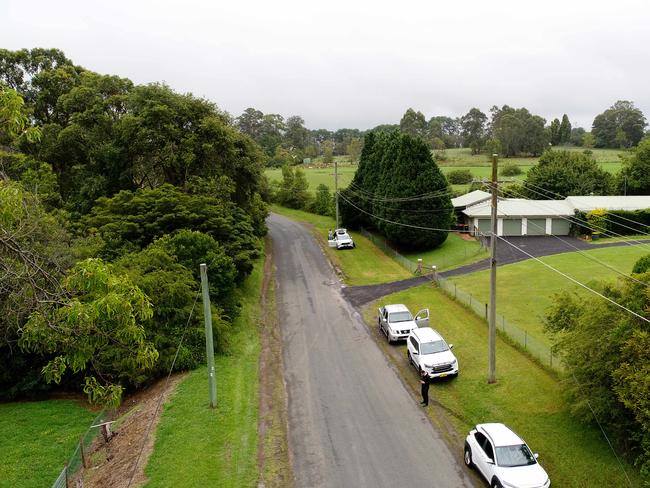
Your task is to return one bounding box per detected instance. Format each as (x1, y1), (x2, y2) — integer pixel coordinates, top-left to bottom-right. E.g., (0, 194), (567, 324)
(463, 445), (473, 468)
(491, 479), (503, 488)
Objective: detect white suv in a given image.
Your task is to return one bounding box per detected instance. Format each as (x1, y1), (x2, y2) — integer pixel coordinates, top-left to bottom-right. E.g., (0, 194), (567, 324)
(464, 423), (550, 488)
(377, 304), (429, 343)
(407, 327), (458, 379)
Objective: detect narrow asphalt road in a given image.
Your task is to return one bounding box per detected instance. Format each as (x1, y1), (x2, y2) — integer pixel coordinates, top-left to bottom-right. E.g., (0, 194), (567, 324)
(268, 213), (476, 488)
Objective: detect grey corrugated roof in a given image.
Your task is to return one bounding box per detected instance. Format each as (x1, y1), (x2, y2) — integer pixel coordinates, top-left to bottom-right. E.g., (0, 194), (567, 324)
(462, 199), (574, 218)
(451, 190), (491, 209)
(566, 196), (650, 211)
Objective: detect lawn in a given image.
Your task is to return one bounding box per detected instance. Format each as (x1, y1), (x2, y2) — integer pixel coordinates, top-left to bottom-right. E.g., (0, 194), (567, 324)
(270, 205), (412, 285)
(0, 399), (96, 488)
(402, 232), (488, 271)
(264, 147), (626, 196)
(362, 285), (644, 487)
(448, 245), (649, 345)
(144, 255), (265, 487)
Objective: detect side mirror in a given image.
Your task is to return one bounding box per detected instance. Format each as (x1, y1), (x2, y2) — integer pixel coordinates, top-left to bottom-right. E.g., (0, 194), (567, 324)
(486, 458), (495, 465)
(534, 453), (539, 459)
(413, 351), (419, 355)
(449, 344), (454, 349)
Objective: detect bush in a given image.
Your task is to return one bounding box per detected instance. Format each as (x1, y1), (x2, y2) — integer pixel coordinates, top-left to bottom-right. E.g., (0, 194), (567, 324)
(633, 254), (650, 274)
(309, 184), (333, 216)
(446, 169), (473, 185)
(500, 162), (523, 176)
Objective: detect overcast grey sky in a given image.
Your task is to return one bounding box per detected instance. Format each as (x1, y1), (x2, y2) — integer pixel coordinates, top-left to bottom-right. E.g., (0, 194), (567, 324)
(2, 0), (649, 130)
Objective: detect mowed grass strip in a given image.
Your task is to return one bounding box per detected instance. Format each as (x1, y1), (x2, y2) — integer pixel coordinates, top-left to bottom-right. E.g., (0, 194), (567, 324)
(0, 400), (95, 488)
(448, 245), (648, 344)
(270, 205), (411, 285)
(144, 256), (265, 488)
(362, 285), (643, 487)
(402, 232), (488, 271)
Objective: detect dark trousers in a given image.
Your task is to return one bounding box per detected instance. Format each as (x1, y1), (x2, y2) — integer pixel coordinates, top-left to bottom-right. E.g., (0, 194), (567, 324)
(421, 382), (429, 405)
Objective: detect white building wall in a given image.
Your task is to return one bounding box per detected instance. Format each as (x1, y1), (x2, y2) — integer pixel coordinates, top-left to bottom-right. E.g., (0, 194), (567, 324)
(522, 218), (528, 235)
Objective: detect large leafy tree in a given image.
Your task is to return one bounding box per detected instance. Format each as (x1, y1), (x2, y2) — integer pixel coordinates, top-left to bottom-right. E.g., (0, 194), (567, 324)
(399, 108), (427, 140)
(592, 100), (647, 148)
(617, 138), (650, 195)
(460, 108), (487, 154)
(490, 105), (549, 156)
(523, 150), (613, 198)
(545, 273), (650, 477)
(559, 114), (572, 144)
(21, 258), (157, 407)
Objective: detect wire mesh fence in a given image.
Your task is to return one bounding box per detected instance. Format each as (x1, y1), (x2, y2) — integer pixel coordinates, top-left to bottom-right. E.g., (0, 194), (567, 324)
(51, 410), (108, 488)
(436, 275), (561, 371)
(357, 227), (561, 372)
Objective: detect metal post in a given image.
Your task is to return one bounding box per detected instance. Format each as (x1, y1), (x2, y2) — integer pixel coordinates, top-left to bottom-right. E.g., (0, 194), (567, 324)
(200, 263), (217, 408)
(488, 153), (498, 384)
(335, 157), (339, 228)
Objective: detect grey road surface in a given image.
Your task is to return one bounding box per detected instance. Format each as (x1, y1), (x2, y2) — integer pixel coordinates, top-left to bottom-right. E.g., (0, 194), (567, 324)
(268, 213), (477, 488)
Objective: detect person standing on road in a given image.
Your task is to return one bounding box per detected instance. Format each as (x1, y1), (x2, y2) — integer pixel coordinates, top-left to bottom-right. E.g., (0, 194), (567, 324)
(420, 369), (431, 406)
(328, 228), (333, 240)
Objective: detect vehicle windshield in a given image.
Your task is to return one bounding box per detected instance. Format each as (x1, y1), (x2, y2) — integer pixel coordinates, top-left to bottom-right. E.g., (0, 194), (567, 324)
(420, 340), (448, 354)
(495, 444), (537, 467)
(338, 233), (350, 239)
(389, 311), (412, 323)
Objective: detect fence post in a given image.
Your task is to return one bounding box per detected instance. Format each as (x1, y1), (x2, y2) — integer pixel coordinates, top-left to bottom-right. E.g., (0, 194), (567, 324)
(431, 265), (437, 284)
(524, 331), (527, 350)
(454, 283), (457, 298)
(550, 352), (553, 368)
(65, 464), (69, 488)
(485, 303), (488, 319)
(80, 436), (88, 469)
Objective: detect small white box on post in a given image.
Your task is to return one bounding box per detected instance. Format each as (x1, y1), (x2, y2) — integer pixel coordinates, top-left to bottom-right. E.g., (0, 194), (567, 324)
(416, 258), (423, 274)
(431, 265), (437, 284)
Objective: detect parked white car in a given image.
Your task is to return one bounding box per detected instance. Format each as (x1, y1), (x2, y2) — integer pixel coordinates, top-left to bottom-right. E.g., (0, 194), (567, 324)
(377, 304), (429, 343)
(331, 228), (354, 249)
(407, 327), (458, 379)
(464, 423), (550, 488)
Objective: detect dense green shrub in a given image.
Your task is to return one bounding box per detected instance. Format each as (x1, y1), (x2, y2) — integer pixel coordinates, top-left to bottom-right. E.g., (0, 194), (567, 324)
(632, 254), (650, 274)
(310, 184), (333, 216)
(499, 162), (523, 176)
(446, 169), (473, 184)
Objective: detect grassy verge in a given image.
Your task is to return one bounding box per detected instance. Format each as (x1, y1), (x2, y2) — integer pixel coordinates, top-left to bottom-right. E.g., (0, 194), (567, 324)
(362, 284), (643, 487)
(402, 232), (488, 271)
(270, 205), (411, 285)
(144, 254), (266, 487)
(0, 399), (95, 488)
(448, 246), (647, 345)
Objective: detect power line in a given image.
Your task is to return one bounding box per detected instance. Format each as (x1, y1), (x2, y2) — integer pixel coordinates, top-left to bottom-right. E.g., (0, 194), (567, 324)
(495, 236), (650, 325)
(346, 181), (455, 202)
(343, 188), (455, 214)
(126, 289), (201, 488)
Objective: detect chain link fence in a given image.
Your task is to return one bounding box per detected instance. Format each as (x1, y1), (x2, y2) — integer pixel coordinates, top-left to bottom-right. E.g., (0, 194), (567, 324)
(358, 227), (561, 371)
(52, 410), (108, 488)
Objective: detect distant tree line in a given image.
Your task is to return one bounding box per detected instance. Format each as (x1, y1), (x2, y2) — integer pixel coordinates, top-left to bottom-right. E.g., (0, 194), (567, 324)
(248, 100), (647, 165)
(0, 48), (269, 406)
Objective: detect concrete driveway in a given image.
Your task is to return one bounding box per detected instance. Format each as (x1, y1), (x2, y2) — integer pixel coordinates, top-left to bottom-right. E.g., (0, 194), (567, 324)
(268, 213), (477, 488)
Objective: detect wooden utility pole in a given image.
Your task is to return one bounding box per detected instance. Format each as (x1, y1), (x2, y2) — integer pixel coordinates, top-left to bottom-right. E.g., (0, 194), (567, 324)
(488, 154), (498, 384)
(200, 263), (217, 408)
(335, 157), (339, 228)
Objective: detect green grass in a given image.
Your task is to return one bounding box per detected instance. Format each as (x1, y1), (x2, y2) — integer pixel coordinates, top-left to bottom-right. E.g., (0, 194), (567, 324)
(144, 256), (265, 487)
(402, 232), (488, 271)
(270, 205), (412, 285)
(0, 400), (95, 488)
(362, 285), (644, 487)
(264, 147), (626, 196)
(448, 245), (649, 345)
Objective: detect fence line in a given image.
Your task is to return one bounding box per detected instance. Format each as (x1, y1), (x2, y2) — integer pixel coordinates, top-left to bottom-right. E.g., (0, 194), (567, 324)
(358, 227), (561, 371)
(52, 410), (108, 488)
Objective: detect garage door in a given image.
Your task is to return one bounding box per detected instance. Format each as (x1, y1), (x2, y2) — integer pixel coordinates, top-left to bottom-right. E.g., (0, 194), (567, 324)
(477, 219), (491, 235)
(527, 218), (546, 235)
(551, 218), (571, 235)
(502, 219), (522, 236)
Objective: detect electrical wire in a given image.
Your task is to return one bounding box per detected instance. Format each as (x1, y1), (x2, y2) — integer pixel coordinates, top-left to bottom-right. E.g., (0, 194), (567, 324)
(126, 289), (201, 488)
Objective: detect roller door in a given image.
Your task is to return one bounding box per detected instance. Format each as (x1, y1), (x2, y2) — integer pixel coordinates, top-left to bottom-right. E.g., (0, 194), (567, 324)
(527, 218), (546, 235)
(477, 219), (491, 235)
(551, 219), (571, 235)
(502, 219), (522, 236)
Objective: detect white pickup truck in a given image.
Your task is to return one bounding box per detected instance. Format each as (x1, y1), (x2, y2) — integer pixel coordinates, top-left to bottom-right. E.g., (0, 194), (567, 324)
(377, 303), (429, 343)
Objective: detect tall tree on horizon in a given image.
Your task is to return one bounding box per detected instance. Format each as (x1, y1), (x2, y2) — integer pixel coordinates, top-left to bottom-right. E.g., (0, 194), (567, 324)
(460, 107), (487, 154)
(559, 114), (572, 144)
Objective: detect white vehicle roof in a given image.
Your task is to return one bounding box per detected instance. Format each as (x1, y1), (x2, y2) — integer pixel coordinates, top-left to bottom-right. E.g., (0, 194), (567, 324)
(383, 304), (410, 314)
(477, 423), (524, 447)
(411, 327), (442, 342)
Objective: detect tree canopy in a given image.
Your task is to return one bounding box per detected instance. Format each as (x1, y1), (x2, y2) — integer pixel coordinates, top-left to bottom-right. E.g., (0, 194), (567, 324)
(592, 100), (647, 148)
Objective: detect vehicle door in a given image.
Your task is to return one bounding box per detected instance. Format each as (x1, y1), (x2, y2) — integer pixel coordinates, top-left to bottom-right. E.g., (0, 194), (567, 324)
(414, 308), (430, 328)
(378, 308), (387, 332)
(473, 432), (496, 480)
(408, 336), (419, 365)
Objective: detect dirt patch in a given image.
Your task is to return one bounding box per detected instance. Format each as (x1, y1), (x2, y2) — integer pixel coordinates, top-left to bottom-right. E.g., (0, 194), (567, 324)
(456, 231), (477, 242)
(257, 236), (293, 488)
(81, 373), (187, 488)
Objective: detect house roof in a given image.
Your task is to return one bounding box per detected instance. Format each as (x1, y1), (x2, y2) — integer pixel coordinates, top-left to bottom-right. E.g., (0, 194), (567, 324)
(451, 190), (491, 209)
(462, 199), (574, 218)
(565, 196), (650, 212)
